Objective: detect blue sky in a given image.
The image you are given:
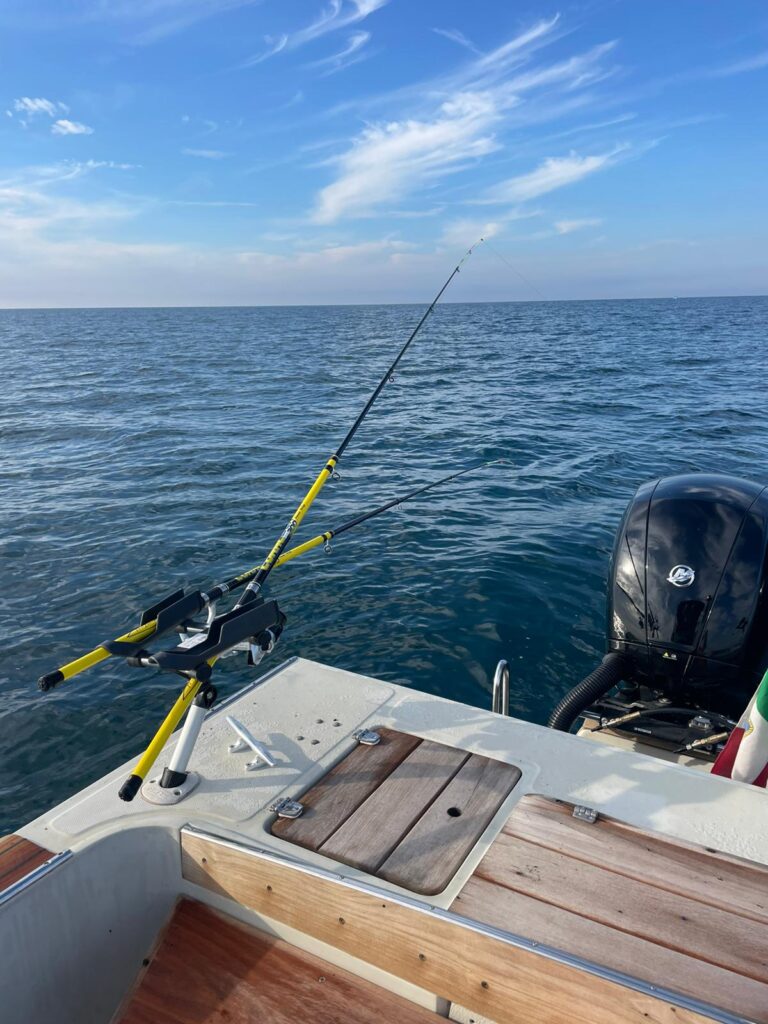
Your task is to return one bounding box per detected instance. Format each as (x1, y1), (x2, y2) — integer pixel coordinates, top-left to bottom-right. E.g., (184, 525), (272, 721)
(1, 0), (766, 306)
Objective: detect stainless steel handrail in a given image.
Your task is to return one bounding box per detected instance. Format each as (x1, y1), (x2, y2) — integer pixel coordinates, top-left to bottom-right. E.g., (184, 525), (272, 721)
(491, 659), (510, 716)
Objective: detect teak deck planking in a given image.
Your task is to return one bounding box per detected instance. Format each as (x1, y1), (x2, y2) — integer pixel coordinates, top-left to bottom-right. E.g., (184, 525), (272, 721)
(272, 727), (521, 894)
(0, 834), (52, 892)
(117, 898), (442, 1024)
(453, 795), (768, 1023)
(182, 830), (717, 1024)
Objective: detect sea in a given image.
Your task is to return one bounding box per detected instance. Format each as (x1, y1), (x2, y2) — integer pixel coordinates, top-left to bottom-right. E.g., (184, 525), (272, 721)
(1, 296), (766, 833)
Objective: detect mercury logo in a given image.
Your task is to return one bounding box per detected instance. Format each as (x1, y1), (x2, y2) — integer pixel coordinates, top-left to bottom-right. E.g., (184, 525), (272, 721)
(667, 565), (696, 587)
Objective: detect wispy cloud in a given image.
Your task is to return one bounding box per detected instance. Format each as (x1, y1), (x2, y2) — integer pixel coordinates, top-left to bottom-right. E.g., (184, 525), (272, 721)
(182, 147), (228, 159)
(311, 18), (631, 223)
(439, 218), (502, 247)
(554, 217), (603, 234)
(313, 92), (500, 223)
(433, 28), (482, 56)
(51, 119), (94, 136)
(483, 147), (628, 203)
(305, 30), (372, 74)
(241, 0), (388, 66)
(96, 0), (263, 46)
(709, 50), (768, 77)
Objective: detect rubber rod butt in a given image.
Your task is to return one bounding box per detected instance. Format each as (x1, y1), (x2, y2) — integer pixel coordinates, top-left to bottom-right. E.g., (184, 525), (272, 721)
(38, 670), (64, 692)
(118, 774), (143, 802)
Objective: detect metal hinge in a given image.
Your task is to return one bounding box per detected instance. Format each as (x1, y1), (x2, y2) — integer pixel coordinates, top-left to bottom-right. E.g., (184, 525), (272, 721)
(354, 729), (381, 746)
(270, 798), (304, 819)
(572, 805), (598, 824)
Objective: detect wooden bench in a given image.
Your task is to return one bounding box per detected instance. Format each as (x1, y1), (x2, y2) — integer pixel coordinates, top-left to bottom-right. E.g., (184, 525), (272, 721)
(452, 795), (768, 1023)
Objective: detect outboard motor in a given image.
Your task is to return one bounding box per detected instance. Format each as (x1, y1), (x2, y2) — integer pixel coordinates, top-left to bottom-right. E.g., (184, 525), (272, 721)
(549, 473), (768, 758)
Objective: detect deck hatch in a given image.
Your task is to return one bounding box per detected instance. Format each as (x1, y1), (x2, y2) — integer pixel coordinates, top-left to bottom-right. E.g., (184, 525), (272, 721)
(271, 727), (521, 894)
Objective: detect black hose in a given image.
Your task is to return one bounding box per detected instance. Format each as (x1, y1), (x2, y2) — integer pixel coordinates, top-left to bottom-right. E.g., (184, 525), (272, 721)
(548, 652), (627, 732)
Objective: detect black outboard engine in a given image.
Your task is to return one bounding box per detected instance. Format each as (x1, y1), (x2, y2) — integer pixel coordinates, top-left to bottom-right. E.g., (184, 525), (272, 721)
(549, 473), (768, 757)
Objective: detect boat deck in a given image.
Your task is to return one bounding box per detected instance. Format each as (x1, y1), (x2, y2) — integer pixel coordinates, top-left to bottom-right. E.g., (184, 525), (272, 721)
(117, 898), (441, 1024)
(8, 658), (768, 1024)
(0, 835), (52, 892)
(272, 726), (522, 894)
(452, 795), (768, 1022)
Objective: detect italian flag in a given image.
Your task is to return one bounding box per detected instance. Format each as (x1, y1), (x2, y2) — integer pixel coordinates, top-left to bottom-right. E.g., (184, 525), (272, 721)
(712, 669), (768, 787)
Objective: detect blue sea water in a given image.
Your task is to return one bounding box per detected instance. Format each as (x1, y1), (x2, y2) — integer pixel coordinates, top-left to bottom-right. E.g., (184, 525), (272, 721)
(1, 296), (766, 833)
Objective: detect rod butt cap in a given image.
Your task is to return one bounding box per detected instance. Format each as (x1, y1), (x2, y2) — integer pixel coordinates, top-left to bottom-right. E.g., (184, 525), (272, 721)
(38, 670), (64, 692)
(118, 774), (143, 802)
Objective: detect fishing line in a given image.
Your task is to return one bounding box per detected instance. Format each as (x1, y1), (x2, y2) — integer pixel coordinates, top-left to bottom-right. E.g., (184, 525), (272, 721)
(482, 238), (548, 302)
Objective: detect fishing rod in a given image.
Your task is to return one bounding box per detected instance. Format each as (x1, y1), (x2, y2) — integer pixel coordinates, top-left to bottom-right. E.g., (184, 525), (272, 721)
(38, 241), (487, 801)
(233, 239), (485, 610)
(37, 239), (483, 695)
(275, 461), (496, 569)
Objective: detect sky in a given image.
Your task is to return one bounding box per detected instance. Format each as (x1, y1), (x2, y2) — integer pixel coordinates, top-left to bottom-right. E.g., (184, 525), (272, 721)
(0, 0), (766, 307)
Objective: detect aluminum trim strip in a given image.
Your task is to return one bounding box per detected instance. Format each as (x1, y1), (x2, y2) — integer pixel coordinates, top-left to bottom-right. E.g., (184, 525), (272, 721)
(0, 850), (73, 909)
(181, 824), (749, 1024)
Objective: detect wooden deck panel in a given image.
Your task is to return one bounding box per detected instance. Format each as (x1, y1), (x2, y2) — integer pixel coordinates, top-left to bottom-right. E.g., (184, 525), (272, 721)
(507, 794), (768, 924)
(118, 898), (441, 1024)
(321, 740), (471, 873)
(0, 834), (52, 891)
(182, 831), (718, 1024)
(272, 727), (421, 850)
(453, 795), (768, 1023)
(454, 876), (768, 1023)
(272, 728), (521, 895)
(379, 754), (522, 894)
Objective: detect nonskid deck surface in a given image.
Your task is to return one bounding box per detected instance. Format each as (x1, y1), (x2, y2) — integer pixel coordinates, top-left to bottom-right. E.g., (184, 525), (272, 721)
(117, 898), (441, 1024)
(452, 795), (768, 1023)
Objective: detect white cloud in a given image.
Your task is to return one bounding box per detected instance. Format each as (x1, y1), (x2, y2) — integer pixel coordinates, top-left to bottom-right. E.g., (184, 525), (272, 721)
(313, 92), (500, 223)
(311, 19), (633, 223)
(52, 119), (94, 136)
(470, 15), (562, 79)
(433, 28), (481, 56)
(13, 97), (63, 118)
(305, 30), (371, 73)
(710, 51), (768, 77)
(554, 217), (603, 234)
(485, 147), (627, 203)
(242, 0), (388, 66)
(182, 147), (228, 158)
(439, 218), (502, 248)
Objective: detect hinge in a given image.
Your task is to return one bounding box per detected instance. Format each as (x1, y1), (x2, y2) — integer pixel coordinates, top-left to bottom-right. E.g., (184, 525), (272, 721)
(354, 729), (381, 746)
(572, 804), (598, 824)
(270, 798), (304, 819)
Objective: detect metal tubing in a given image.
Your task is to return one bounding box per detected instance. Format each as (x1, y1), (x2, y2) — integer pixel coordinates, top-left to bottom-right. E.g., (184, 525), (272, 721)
(492, 660), (510, 716)
(163, 701), (208, 783)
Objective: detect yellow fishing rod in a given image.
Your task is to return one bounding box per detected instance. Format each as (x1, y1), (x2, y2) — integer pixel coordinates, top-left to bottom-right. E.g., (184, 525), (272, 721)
(39, 242), (486, 801)
(233, 238), (485, 610)
(38, 240), (483, 693)
(116, 461), (495, 800)
(275, 461), (497, 568)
